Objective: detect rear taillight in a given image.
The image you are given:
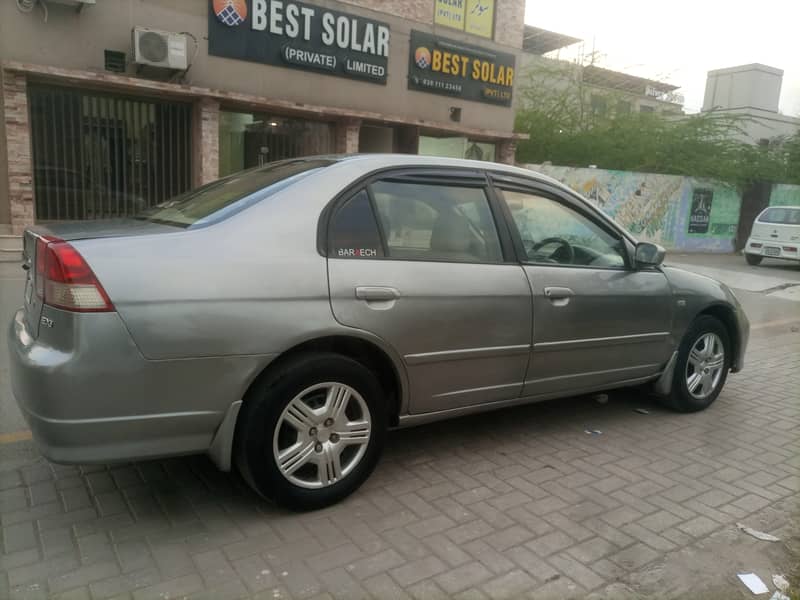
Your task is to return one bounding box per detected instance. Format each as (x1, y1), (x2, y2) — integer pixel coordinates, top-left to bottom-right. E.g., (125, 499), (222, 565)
(782, 246), (797, 252)
(34, 237), (114, 312)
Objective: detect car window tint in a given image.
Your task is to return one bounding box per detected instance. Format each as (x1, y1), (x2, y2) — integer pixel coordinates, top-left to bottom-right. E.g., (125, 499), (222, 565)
(329, 190), (385, 259)
(370, 181), (502, 263)
(759, 207), (800, 225)
(501, 190), (626, 268)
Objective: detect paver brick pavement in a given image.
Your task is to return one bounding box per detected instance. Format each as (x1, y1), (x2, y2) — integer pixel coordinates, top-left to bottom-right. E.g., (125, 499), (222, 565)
(1, 326), (798, 599)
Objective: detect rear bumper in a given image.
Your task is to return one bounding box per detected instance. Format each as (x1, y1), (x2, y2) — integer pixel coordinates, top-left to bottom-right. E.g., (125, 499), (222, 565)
(15, 403), (218, 465)
(744, 237), (800, 261)
(8, 308), (270, 465)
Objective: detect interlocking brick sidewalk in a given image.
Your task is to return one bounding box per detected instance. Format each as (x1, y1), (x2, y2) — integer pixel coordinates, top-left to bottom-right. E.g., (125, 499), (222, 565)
(2, 325), (798, 600)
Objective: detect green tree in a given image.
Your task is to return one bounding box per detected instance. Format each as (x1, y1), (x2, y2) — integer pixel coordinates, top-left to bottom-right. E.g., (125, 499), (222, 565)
(514, 59), (799, 188)
(776, 131), (800, 183)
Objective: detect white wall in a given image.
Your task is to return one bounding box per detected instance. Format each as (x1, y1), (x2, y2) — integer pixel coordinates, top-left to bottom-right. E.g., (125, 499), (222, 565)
(712, 107), (800, 144)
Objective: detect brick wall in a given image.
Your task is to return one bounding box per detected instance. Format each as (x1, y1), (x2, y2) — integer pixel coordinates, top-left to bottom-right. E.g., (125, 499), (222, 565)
(193, 98), (219, 187)
(2, 70), (33, 233)
(339, 0), (433, 25)
(497, 139), (517, 165)
(494, 0), (525, 49)
(0, 70), (10, 225)
(340, 0), (525, 48)
(335, 119), (362, 154)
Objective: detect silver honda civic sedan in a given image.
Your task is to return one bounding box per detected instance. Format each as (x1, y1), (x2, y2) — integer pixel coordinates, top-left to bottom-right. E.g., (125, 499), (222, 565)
(9, 155), (749, 510)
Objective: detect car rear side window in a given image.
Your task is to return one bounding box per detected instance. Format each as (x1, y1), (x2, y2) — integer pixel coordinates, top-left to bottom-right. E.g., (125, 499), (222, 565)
(137, 159), (333, 228)
(370, 181), (503, 263)
(759, 207), (800, 225)
(329, 190), (385, 259)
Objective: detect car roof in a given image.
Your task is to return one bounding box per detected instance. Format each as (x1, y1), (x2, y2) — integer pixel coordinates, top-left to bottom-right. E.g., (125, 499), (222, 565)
(313, 153), (566, 189)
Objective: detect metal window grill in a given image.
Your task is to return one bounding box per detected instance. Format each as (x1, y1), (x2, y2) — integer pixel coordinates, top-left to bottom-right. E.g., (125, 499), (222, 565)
(28, 85), (192, 221)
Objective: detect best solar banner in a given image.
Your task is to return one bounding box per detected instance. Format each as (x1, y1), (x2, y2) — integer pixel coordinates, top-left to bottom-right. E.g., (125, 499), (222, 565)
(208, 0), (390, 84)
(407, 30), (515, 106)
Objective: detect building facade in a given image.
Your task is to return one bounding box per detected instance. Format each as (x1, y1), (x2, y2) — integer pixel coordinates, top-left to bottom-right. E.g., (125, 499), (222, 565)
(701, 64), (800, 145)
(0, 0), (527, 232)
(518, 27), (684, 119)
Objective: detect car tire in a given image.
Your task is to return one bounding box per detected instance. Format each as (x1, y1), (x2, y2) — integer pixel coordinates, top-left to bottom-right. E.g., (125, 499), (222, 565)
(235, 353), (387, 511)
(745, 253), (762, 266)
(663, 315), (731, 413)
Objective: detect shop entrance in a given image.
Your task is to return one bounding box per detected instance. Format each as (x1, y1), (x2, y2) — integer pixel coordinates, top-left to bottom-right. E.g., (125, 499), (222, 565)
(359, 124), (420, 154)
(219, 111), (334, 177)
(359, 125), (394, 152)
(28, 85), (192, 220)
(419, 135), (496, 161)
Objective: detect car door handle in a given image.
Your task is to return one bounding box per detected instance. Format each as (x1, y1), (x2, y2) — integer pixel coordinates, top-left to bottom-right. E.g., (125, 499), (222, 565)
(355, 286), (400, 301)
(544, 286), (573, 306)
(544, 286), (574, 299)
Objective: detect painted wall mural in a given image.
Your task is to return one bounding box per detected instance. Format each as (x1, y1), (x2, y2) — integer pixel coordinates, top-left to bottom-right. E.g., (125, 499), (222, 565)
(524, 164), (742, 252)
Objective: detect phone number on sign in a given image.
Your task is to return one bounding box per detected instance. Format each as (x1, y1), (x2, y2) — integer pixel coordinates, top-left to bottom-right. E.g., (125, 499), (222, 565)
(418, 78), (463, 93)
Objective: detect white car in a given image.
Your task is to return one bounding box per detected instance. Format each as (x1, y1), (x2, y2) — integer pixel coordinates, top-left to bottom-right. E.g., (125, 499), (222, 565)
(744, 205), (800, 265)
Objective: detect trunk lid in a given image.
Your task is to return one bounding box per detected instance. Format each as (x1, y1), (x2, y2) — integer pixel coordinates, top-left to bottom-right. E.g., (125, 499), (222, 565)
(21, 219), (179, 338)
(27, 218), (179, 242)
(750, 221), (800, 244)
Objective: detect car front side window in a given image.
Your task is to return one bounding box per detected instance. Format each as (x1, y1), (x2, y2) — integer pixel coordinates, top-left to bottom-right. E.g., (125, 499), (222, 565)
(500, 189), (627, 268)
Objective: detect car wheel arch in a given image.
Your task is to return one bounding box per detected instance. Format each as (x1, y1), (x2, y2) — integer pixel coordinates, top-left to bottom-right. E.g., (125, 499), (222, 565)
(692, 302), (740, 370)
(242, 334), (405, 428)
(207, 333), (406, 472)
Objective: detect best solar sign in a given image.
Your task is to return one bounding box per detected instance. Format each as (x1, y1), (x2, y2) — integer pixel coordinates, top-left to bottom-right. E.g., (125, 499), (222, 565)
(208, 0), (390, 84)
(408, 30), (515, 106)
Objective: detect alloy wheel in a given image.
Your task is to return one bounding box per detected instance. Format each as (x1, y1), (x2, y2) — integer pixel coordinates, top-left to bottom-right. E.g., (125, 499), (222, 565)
(685, 332), (725, 400)
(272, 382), (371, 489)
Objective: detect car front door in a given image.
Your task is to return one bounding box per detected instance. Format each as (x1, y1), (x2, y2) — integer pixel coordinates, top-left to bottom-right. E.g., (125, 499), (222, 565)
(326, 169), (532, 415)
(492, 176), (674, 397)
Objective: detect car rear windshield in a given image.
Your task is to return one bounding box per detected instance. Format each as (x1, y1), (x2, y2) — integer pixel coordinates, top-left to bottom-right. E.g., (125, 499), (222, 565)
(137, 159), (333, 228)
(759, 207), (800, 225)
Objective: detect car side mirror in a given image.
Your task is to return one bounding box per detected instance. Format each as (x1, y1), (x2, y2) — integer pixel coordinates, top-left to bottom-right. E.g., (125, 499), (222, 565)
(634, 242), (665, 267)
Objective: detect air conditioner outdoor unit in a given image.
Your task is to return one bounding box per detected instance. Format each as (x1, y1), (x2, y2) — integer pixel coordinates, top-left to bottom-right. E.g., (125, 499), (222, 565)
(132, 27), (188, 70)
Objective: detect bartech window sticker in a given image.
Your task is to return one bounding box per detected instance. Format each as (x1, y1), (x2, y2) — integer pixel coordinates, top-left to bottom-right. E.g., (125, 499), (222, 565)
(337, 248), (379, 258)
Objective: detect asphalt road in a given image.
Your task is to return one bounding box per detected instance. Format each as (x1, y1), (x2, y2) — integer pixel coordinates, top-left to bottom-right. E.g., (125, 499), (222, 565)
(666, 252), (800, 325)
(0, 253), (798, 436)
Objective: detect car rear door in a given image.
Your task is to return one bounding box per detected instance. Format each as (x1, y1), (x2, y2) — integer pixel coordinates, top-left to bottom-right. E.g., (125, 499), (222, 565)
(326, 169), (532, 415)
(491, 175), (674, 397)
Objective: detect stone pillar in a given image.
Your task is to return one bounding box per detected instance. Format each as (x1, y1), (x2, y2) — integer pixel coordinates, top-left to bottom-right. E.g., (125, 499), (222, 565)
(193, 98), (219, 187)
(494, 0), (525, 49)
(335, 118), (361, 154)
(2, 70), (34, 233)
(496, 139), (517, 165)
